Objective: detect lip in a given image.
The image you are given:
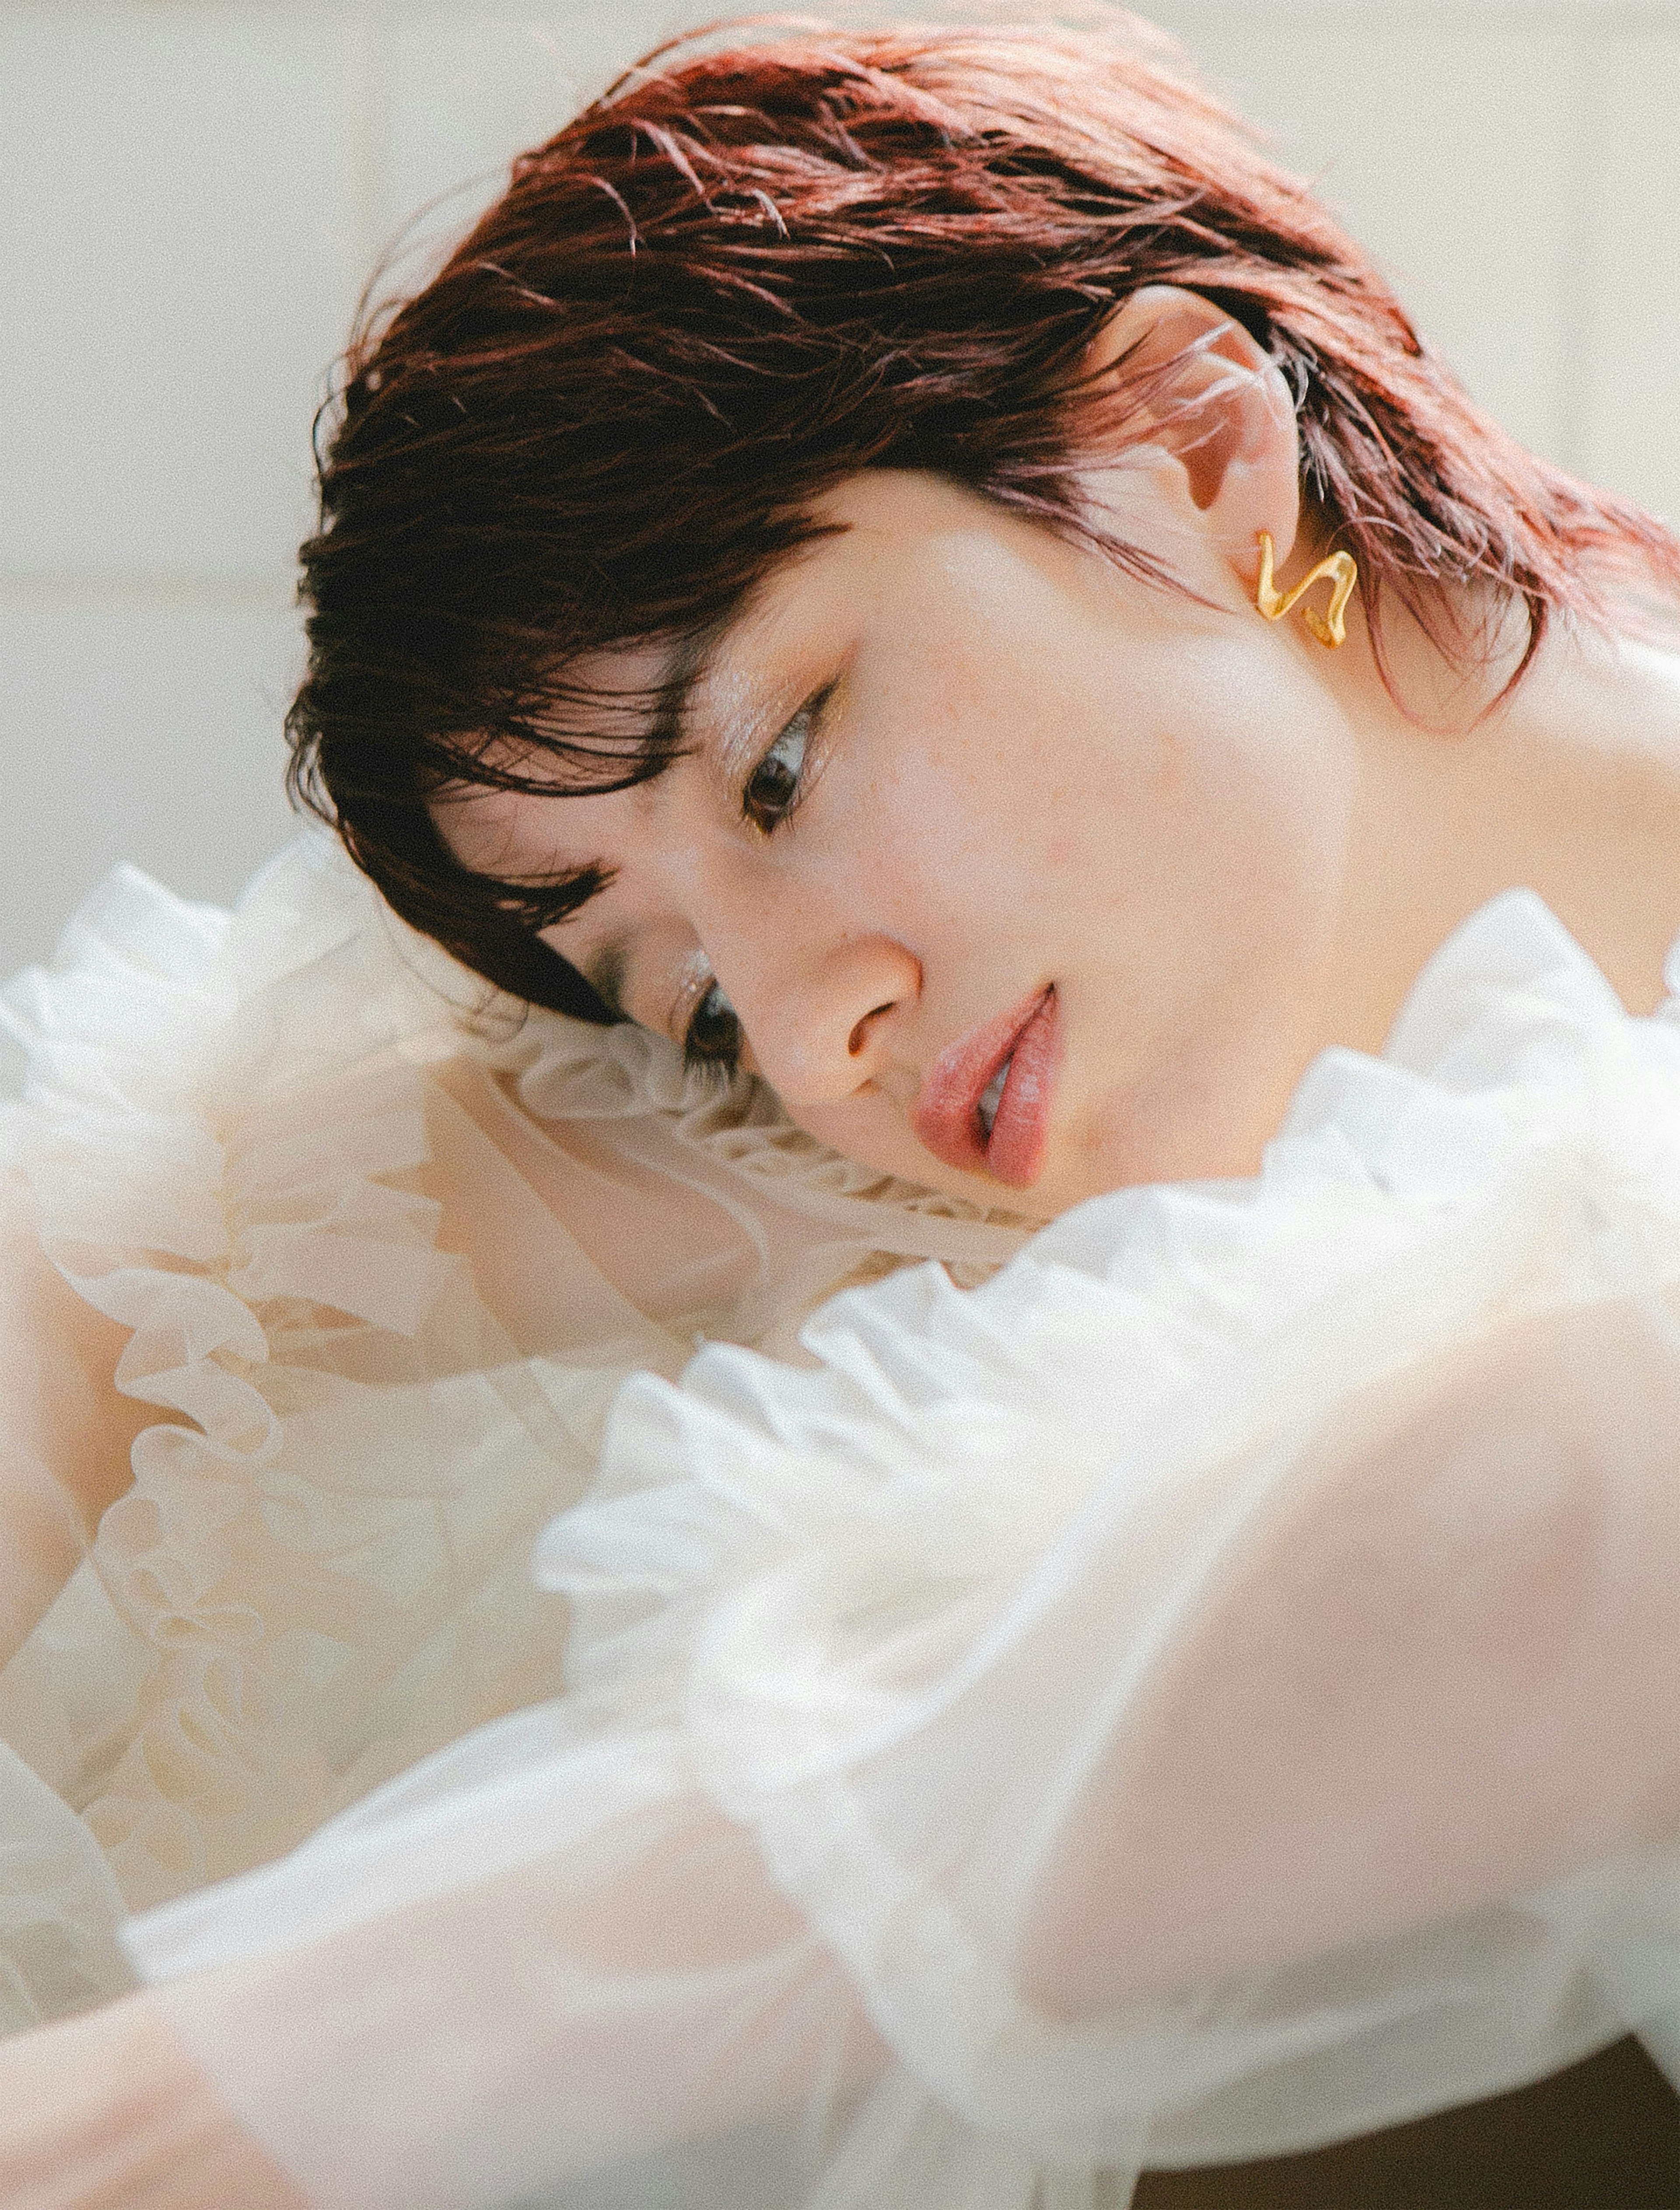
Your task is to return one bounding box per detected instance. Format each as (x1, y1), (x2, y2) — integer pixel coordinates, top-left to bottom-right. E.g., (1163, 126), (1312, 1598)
(911, 986), (1060, 1189)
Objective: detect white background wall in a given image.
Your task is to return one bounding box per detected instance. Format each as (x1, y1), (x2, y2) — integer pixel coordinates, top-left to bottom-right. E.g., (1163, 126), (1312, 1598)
(5, 0), (1680, 1088)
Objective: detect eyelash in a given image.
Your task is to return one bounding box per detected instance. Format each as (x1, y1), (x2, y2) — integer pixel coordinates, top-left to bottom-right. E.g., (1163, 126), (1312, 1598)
(742, 687), (827, 835)
(681, 688), (829, 1070)
(682, 977), (742, 1071)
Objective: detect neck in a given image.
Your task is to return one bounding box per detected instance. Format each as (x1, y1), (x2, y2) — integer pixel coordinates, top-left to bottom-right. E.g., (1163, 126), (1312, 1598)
(1322, 587), (1680, 1052)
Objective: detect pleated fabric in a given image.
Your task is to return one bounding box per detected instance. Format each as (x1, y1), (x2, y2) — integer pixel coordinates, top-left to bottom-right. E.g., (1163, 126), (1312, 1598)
(5, 836), (1680, 2205)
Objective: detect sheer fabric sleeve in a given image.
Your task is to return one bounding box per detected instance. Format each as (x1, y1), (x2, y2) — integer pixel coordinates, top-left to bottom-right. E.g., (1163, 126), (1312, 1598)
(121, 892), (1680, 2208)
(0, 1163), (150, 2032)
(0, 832), (1027, 2041)
(0, 1165), (152, 1667)
(0, 1189), (137, 2030)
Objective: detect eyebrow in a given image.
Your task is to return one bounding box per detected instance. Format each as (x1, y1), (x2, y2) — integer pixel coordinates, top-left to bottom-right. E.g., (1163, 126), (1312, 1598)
(643, 628), (714, 763)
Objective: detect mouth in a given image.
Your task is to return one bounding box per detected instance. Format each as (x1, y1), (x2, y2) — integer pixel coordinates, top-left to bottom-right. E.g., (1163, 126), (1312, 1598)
(911, 986), (1060, 1189)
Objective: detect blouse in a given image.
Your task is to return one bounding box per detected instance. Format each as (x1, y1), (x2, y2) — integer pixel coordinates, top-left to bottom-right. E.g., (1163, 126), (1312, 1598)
(2, 833), (1679, 2209)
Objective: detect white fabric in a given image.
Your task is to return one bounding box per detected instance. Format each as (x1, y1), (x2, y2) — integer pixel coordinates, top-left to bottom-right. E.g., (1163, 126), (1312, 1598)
(5, 835), (1680, 2204)
(0, 837), (1023, 1981)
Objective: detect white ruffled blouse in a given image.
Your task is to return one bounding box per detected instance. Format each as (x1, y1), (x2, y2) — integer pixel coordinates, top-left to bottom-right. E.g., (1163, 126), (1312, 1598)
(4, 834), (1680, 2208)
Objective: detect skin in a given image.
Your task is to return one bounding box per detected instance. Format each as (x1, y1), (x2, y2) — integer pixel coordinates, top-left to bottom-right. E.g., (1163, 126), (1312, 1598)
(7, 286), (1680, 2203)
(0, 1993), (304, 2209)
(0, 1171), (155, 1668)
(441, 287), (1680, 1221)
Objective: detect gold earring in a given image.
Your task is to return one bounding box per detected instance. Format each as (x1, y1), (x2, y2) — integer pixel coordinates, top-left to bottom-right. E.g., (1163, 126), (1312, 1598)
(1253, 531), (1358, 648)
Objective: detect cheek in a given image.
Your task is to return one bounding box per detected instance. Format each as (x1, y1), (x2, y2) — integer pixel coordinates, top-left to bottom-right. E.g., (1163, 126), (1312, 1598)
(835, 664), (1106, 920)
(1108, 642), (1354, 954)
(885, 636), (1348, 979)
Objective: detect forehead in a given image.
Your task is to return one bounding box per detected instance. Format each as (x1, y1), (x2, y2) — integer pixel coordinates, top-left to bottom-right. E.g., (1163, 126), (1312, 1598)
(432, 491), (837, 874)
(434, 470), (1027, 888)
(432, 632), (676, 885)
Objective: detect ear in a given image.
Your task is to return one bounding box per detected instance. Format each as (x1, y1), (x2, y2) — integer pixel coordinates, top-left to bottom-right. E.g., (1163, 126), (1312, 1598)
(1078, 284), (1302, 587)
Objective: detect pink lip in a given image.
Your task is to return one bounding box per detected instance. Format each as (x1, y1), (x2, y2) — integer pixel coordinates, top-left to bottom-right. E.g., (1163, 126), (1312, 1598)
(911, 986), (1060, 1189)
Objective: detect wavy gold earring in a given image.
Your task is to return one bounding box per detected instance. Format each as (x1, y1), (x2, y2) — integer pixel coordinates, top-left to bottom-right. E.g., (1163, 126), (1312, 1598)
(1253, 531), (1358, 648)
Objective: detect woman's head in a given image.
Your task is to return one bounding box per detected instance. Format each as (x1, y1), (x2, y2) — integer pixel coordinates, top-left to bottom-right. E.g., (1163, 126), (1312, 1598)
(288, 16), (1680, 1213)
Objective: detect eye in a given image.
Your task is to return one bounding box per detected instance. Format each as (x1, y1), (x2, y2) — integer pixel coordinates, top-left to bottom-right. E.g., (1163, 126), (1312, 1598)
(742, 699), (815, 833)
(683, 978), (742, 1069)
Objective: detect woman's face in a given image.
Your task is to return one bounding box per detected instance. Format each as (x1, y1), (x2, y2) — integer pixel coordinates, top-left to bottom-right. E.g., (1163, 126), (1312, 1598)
(442, 469), (1361, 1220)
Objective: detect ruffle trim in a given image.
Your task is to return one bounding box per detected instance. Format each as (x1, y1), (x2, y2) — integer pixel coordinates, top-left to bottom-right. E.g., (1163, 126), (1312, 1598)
(536, 889), (1680, 2141)
(107, 886), (1680, 2207)
(0, 836), (1035, 1927)
(2, 840), (489, 1906)
(468, 983), (1037, 1272)
(298, 858), (1036, 1271)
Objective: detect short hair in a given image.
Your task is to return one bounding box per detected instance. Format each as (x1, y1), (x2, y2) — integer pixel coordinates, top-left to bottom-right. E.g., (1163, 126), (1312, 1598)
(287, 17), (1680, 1018)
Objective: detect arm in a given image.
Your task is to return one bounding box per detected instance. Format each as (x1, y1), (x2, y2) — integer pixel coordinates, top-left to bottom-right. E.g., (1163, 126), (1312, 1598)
(1014, 1286), (1680, 2012)
(0, 1168), (149, 1665)
(70, 1277), (1680, 2207)
(0, 1990), (304, 2210)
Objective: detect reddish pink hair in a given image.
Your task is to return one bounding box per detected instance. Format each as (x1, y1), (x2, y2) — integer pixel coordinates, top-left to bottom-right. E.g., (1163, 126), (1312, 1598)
(288, 18), (1680, 1016)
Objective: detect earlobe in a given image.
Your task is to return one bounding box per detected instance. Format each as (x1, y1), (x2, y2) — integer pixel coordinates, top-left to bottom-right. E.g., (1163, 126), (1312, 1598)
(1077, 283), (1302, 584)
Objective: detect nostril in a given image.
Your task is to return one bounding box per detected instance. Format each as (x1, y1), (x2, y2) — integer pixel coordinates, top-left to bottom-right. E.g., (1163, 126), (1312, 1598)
(848, 1003), (895, 1057)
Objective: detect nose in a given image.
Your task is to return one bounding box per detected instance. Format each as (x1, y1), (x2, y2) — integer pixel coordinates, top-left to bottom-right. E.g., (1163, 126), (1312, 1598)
(714, 926), (921, 1109)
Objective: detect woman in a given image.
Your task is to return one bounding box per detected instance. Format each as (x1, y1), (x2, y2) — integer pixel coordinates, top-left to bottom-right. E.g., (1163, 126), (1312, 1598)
(3, 15), (1680, 2205)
